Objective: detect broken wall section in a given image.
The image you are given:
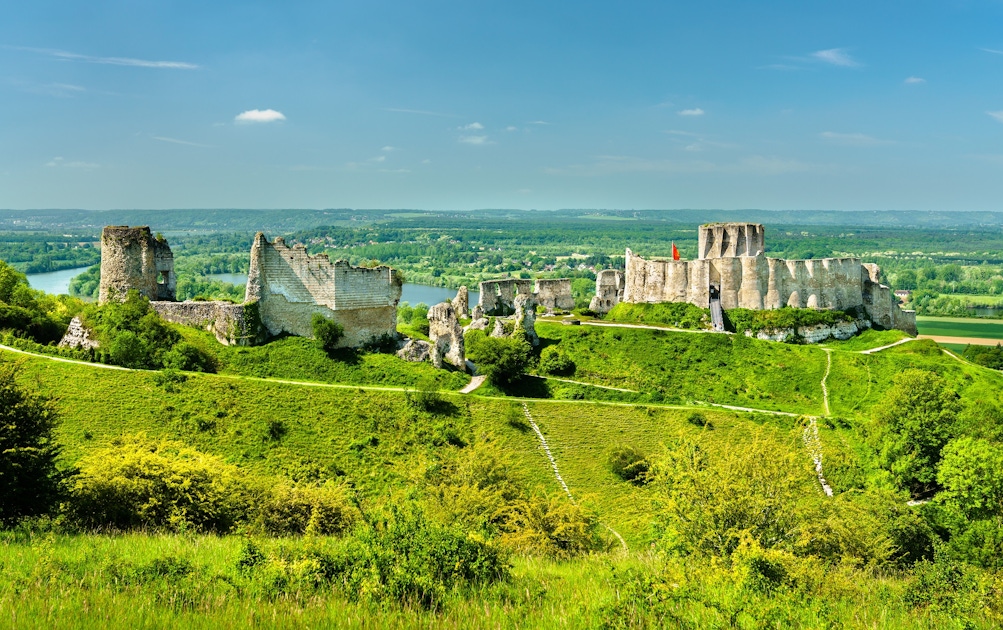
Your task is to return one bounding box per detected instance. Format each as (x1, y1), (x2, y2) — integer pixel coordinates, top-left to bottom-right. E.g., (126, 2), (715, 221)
(245, 233), (402, 347)
(99, 226), (176, 303)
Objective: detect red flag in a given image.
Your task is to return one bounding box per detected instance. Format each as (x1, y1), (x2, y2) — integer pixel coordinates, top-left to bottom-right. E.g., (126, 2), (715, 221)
(672, 242), (680, 261)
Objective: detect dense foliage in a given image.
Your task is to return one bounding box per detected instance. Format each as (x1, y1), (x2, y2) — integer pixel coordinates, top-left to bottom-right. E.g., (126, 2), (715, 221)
(605, 301), (710, 329)
(964, 343), (1003, 370)
(0, 361), (66, 524)
(725, 306), (855, 335)
(465, 331), (533, 387)
(312, 313), (345, 354)
(0, 260), (76, 344)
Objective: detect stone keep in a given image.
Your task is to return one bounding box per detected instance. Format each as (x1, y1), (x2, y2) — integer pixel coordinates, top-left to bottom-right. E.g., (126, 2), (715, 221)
(477, 277), (575, 314)
(598, 221), (917, 335)
(245, 233), (403, 347)
(98, 226), (176, 303)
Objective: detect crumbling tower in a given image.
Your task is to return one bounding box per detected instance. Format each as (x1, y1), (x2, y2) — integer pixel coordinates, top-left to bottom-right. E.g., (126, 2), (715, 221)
(698, 222), (765, 259)
(98, 226), (176, 304)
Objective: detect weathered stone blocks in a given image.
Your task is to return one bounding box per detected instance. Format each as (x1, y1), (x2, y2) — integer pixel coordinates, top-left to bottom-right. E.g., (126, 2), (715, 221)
(99, 226), (176, 303)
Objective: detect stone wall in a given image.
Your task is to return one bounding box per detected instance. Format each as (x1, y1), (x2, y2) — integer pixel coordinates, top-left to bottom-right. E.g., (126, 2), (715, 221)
(534, 279), (575, 311)
(428, 301), (465, 370)
(698, 222), (765, 259)
(607, 221), (917, 335)
(245, 233), (402, 347)
(99, 226), (176, 303)
(151, 301), (264, 346)
(477, 279), (534, 315)
(590, 269), (624, 314)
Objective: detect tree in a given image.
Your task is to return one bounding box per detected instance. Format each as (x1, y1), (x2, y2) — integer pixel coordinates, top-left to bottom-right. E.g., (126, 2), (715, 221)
(870, 369), (960, 497)
(312, 313), (345, 354)
(466, 336), (532, 387)
(895, 269), (918, 291)
(0, 361), (65, 524)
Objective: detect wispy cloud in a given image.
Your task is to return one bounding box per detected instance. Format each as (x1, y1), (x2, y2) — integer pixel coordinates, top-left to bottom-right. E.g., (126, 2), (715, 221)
(235, 109), (286, 124)
(980, 48), (1003, 55)
(505, 126), (518, 132)
(819, 131), (893, 146)
(528, 120), (551, 125)
(677, 108), (705, 116)
(382, 107), (452, 117)
(152, 136), (212, 148)
(381, 146), (398, 152)
(988, 111), (1003, 123)
(904, 76), (926, 84)
(545, 154), (815, 177)
(18, 81), (86, 98)
(811, 48), (860, 67)
(663, 129), (701, 137)
(459, 135), (491, 145)
(14, 46), (197, 69)
(460, 122), (484, 130)
(45, 157), (99, 169)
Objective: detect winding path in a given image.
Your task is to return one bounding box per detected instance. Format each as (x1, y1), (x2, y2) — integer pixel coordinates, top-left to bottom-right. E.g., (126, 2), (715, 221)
(521, 402), (629, 554)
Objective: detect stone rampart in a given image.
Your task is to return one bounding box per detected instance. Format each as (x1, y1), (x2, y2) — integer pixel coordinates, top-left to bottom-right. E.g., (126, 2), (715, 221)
(534, 279), (575, 311)
(477, 278), (534, 315)
(99, 226), (176, 303)
(245, 233), (402, 347)
(151, 301), (263, 346)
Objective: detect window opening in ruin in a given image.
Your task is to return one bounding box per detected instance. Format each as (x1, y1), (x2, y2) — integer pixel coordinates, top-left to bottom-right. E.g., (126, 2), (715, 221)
(158, 271), (169, 285)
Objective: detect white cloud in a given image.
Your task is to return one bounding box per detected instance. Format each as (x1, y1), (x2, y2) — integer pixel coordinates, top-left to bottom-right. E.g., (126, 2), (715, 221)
(381, 146), (398, 152)
(505, 126), (518, 132)
(459, 135), (490, 145)
(528, 120), (551, 125)
(15, 46), (197, 69)
(460, 122), (484, 130)
(45, 157), (99, 168)
(369, 155), (386, 163)
(234, 109), (286, 124)
(988, 111), (1003, 123)
(677, 108), (705, 116)
(152, 136), (212, 148)
(981, 48), (1003, 55)
(904, 76), (926, 84)
(819, 131), (893, 146)
(811, 48), (860, 67)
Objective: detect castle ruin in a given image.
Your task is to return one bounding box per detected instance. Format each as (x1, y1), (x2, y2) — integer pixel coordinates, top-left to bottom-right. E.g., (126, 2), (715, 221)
(98, 226), (176, 303)
(475, 277), (574, 316)
(592, 222), (917, 335)
(94, 227), (402, 347)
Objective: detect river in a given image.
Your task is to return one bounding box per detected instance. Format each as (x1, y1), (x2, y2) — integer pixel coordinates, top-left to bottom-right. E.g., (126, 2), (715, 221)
(25, 267), (478, 306)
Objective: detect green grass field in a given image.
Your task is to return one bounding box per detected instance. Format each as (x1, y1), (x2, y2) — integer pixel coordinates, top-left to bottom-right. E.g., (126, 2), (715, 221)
(916, 316), (1003, 340)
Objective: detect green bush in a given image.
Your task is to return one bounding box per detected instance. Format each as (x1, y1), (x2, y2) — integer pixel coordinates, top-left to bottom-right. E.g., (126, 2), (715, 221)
(0, 360), (66, 524)
(467, 336), (533, 388)
(607, 445), (650, 485)
(257, 483), (359, 536)
(311, 313), (345, 354)
(498, 493), (606, 559)
(70, 435), (258, 533)
(605, 302), (709, 329)
(538, 345), (575, 376)
(725, 307), (853, 335)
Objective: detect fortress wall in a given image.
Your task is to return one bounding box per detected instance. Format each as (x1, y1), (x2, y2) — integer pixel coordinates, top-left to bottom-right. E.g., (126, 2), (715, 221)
(246, 232), (401, 344)
(477, 279), (535, 314)
(738, 255), (767, 309)
(152, 301), (261, 346)
(712, 257), (743, 309)
(535, 279), (575, 310)
(698, 222), (765, 259)
(99, 226), (173, 303)
(590, 269), (624, 314)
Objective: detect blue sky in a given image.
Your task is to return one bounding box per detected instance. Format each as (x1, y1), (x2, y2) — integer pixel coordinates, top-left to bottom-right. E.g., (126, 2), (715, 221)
(2, 1), (1003, 211)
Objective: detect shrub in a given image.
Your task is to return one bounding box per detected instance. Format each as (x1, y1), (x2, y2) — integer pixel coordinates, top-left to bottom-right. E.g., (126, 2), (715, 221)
(538, 345), (575, 376)
(605, 302), (709, 329)
(467, 336), (533, 388)
(312, 314), (345, 354)
(607, 445), (650, 485)
(686, 411), (713, 429)
(498, 493), (606, 558)
(257, 483), (359, 536)
(70, 435), (257, 533)
(0, 360), (66, 524)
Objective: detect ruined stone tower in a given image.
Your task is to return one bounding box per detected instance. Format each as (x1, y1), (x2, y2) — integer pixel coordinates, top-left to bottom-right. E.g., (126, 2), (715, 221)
(698, 222), (765, 259)
(98, 226), (176, 304)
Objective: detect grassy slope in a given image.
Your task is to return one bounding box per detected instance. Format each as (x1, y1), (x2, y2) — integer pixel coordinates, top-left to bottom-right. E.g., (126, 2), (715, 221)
(536, 322), (828, 414)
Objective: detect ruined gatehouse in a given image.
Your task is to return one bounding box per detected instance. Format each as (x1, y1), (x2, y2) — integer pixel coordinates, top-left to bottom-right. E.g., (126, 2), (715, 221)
(592, 222), (917, 335)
